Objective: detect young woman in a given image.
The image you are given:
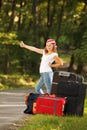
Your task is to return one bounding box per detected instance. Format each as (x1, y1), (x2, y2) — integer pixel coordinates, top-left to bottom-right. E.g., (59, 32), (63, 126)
(20, 39), (63, 94)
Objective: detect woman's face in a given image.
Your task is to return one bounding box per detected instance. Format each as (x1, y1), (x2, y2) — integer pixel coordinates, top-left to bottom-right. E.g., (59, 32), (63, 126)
(46, 42), (54, 52)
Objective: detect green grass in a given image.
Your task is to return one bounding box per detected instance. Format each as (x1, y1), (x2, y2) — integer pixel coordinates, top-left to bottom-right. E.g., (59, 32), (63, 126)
(17, 95), (87, 130)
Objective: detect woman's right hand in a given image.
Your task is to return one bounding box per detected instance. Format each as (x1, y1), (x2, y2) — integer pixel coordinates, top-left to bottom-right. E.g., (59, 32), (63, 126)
(20, 41), (25, 48)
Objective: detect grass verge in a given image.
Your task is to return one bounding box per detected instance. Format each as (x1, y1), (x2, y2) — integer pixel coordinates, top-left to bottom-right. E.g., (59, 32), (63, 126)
(0, 74), (39, 90)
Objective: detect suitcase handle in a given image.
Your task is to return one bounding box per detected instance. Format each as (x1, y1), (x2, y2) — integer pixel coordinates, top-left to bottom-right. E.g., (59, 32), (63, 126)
(59, 71), (70, 77)
(40, 94), (56, 98)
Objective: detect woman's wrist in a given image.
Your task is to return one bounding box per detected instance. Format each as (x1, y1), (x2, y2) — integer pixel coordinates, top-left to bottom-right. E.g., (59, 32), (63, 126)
(50, 64), (53, 67)
(50, 64), (54, 67)
(51, 64), (58, 68)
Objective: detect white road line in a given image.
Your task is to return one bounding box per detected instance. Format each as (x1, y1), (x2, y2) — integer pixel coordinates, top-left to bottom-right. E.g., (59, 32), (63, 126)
(0, 92), (26, 95)
(1, 102), (24, 103)
(0, 117), (17, 119)
(0, 104), (25, 107)
(0, 123), (12, 124)
(0, 122), (17, 125)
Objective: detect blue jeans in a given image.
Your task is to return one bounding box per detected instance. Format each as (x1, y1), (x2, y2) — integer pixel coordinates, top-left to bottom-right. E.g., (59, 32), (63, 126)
(35, 72), (53, 94)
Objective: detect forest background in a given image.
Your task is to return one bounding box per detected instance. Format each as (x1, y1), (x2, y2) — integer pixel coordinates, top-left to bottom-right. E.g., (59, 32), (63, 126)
(0, 0), (87, 89)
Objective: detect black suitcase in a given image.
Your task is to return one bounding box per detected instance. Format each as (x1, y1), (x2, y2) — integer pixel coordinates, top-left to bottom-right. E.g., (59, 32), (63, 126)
(64, 96), (85, 116)
(51, 80), (86, 116)
(51, 80), (86, 97)
(52, 71), (84, 83)
(51, 71), (86, 116)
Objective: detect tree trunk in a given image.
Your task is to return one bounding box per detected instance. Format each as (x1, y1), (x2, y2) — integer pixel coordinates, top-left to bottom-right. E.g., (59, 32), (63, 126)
(76, 62), (83, 74)
(46, 0), (56, 40)
(32, 0), (38, 45)
(0, 0), (2, 11)
(17, 0), (22, 30)
(68, 54), (74, 72)
(2, 53), (9, 74)
(7, 0), (16, 32)
(56, 0), (66, 43)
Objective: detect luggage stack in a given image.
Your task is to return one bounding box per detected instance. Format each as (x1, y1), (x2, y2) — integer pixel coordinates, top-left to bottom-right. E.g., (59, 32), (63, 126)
(51, 71), (86, 116)
(24, 93), (67, 116)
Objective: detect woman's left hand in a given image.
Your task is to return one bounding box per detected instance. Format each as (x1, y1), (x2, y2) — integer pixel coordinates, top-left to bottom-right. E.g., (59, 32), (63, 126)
(48, 62), (52, 67)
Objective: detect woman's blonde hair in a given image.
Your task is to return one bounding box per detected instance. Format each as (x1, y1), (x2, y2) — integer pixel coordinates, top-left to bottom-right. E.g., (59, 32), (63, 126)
(44, 39), (58, 53)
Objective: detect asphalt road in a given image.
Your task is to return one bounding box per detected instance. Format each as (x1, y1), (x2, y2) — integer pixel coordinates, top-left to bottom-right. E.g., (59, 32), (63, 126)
(0, 88), (35, 130)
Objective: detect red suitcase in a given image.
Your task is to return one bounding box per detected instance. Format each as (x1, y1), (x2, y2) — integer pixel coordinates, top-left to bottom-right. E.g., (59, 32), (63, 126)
(36, 95), (67, 116)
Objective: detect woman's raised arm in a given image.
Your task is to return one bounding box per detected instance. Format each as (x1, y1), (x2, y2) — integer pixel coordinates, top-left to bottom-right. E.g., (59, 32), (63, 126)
(20, 41), (43, 54)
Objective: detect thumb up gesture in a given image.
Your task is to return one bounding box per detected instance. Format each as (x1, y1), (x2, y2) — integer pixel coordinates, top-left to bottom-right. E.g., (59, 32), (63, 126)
(20, 41), (25, 48)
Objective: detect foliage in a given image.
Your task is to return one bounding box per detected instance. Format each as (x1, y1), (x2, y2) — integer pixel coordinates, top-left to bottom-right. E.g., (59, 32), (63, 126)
(74, 45), (87, 64)
(0, 0), (87, 74)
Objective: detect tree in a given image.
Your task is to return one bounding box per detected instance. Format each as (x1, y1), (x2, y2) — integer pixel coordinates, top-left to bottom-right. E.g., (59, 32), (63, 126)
(69, 1), (87, 73)
(7, 0), (16, 32)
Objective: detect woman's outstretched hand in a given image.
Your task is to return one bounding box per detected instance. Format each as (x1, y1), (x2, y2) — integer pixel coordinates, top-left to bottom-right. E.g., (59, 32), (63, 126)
(20, 41), (25, 48)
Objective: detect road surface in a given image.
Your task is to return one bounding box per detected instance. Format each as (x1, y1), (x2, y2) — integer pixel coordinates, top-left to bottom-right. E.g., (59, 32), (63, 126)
(0, 88), (35, 130)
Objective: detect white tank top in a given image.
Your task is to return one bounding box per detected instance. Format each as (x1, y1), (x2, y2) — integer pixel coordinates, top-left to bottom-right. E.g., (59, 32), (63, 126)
(40, 51), (58, 73)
